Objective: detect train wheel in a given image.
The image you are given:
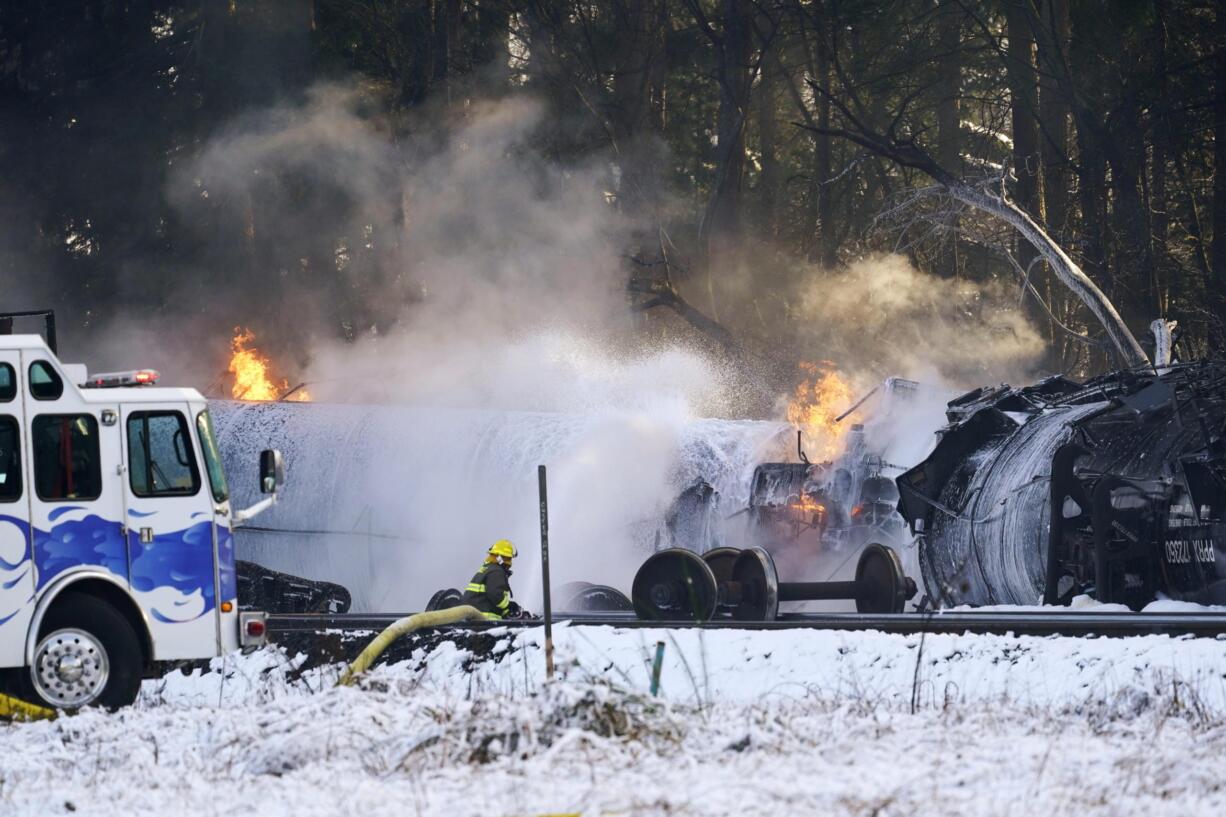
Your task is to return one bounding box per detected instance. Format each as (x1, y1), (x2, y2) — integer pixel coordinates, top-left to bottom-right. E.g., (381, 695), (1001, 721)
(425, 588), (463, 611)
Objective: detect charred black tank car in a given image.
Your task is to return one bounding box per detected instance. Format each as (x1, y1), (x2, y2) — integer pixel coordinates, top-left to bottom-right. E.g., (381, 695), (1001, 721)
(897, 361), (1226, 610)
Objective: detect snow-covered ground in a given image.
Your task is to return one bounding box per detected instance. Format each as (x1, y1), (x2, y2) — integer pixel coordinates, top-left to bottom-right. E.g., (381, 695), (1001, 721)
(5, 625), (1226, 816)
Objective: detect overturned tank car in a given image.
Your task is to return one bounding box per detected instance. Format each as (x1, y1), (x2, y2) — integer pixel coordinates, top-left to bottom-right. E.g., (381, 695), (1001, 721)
(897, 361), (1226, 610)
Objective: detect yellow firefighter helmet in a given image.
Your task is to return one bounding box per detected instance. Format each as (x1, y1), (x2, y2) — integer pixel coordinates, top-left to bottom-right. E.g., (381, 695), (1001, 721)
(488, 539), (517, 559)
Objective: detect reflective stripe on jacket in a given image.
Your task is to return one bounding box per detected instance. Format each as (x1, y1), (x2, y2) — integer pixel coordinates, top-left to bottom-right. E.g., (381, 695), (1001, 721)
(460, 563), (512, 618)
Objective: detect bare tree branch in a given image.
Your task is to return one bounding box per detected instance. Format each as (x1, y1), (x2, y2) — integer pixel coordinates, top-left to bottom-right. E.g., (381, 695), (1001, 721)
(792, 110), (1150, 367)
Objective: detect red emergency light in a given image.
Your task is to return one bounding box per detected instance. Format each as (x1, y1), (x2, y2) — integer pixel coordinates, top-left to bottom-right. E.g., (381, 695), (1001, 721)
(82, 369), (161, 388)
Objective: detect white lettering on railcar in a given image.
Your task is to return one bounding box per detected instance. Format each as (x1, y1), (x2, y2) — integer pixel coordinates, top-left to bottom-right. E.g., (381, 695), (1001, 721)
(1164, 537), (1217, 564)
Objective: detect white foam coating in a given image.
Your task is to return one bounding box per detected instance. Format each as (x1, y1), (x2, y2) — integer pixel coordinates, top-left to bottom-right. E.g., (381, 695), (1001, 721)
(213, 400), (790, 611)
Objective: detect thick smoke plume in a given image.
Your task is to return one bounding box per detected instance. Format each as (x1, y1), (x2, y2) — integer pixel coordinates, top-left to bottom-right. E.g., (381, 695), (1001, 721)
(178, 86), (631, 355)
(183, 82), (753, 410)
(149, 84), (1043, 411)
(83, 84), (1046, 609)
(789, 253), (1045, 391)
(189, 85), (761, 606)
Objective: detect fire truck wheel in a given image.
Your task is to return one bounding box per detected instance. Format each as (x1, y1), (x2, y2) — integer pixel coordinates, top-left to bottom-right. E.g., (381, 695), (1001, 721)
(29, 593), (144, 710)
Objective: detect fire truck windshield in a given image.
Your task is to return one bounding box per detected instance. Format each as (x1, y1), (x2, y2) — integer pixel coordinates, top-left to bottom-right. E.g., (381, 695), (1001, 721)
(196, 410), (229, 503)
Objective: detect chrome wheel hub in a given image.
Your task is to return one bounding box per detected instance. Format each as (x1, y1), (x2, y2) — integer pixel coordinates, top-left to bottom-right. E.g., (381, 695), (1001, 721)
(31, 628), (109, 708)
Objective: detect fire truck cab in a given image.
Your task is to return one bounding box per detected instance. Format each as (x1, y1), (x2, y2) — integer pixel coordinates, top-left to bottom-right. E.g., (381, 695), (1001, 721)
(0, 315), (277, 709)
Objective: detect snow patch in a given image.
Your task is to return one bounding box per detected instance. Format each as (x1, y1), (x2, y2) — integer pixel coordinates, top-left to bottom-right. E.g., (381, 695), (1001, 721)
(5, 626), (1226, 815)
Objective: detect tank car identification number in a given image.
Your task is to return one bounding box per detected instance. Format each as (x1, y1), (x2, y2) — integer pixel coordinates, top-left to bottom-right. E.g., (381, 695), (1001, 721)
(1164, 537), (1216, 564)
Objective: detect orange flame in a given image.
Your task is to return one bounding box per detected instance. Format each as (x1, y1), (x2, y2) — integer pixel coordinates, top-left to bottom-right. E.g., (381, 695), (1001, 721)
(228, 328), (311, 402)
(790, 494), (826, 517)
(786, 361), (858, 460)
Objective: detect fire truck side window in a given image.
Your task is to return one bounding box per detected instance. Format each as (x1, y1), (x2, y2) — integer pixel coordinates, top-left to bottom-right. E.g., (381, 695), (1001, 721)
(28, 361), (63, 401)
(0, 364), (15, 402)
(128, 411), (200, 497)
(0, 416), (21, 502)
(32, 415), (102, 501)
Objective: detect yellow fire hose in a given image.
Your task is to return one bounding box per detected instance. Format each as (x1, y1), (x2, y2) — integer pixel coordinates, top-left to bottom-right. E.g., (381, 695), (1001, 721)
(0, 691), (56, 722)
(336, 605), (488, 687)
(3, 606), (489, 717)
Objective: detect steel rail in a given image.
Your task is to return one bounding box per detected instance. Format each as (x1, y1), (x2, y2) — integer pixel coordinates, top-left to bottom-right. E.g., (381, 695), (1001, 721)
(266, 610), (1226, 639)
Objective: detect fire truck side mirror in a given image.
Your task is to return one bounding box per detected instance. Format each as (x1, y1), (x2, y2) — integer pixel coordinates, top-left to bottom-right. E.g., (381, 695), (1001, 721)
(259, 449), (285, 494)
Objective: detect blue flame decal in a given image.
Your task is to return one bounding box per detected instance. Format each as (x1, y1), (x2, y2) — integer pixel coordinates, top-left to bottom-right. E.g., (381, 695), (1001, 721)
(48, 505), (85, 522)
(33, 513), (127, 589)
(2, 569), (29, 590)
(217, 525), (237, 604)
(11, 510), (221, 626)
(128, 520), (217, 620)
(0, 514), (31, 630)
(0, 507), (224, 629)
(0, 514), (27, 572)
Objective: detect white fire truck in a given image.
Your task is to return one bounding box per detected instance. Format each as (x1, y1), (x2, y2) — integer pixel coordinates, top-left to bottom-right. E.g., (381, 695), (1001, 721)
(0, 311), (276, 709)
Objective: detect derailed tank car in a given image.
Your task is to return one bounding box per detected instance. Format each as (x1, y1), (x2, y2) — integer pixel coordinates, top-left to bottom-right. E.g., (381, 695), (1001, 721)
(897, 361), (1226, 610)
(664, 422), (915, 579)
(746, 448), (906, 556)
(737, 378), (933, 576)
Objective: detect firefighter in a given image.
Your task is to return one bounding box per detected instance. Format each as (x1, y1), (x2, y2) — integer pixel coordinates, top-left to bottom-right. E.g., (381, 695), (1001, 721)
(461, 539), (521, 620)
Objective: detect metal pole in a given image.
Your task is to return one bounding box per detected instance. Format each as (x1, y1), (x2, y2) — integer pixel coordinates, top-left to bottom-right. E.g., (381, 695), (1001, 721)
(538, 465), (555, 680)
(834, 385), (879, 423)
(650, 641), (666, 696)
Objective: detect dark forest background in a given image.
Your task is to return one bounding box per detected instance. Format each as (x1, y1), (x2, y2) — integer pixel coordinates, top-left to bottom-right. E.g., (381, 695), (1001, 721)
(1, 0), (1223, 388)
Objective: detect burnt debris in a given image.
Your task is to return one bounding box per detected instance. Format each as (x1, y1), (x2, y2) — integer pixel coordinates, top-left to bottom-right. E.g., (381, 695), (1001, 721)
(898, 361), (1226, 610)
(237, 560), (353, 615)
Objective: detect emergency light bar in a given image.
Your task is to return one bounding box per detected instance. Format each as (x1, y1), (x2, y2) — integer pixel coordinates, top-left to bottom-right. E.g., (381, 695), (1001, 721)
(83, 369), (160, 388)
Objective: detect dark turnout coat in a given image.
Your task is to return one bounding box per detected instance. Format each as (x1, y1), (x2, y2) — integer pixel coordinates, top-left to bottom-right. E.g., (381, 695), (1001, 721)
(461, 562), (512, 619)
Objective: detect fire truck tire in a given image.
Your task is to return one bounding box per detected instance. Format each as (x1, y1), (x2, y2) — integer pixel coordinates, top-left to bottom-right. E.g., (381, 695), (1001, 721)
(28, 593), (144, 710)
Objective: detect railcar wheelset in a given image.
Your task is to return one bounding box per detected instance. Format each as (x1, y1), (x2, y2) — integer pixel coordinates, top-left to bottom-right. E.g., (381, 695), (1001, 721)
(631, 543), (916, 622)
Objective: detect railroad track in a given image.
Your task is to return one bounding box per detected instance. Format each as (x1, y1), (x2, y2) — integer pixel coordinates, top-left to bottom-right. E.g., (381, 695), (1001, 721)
(267, 609), (1226, 640)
